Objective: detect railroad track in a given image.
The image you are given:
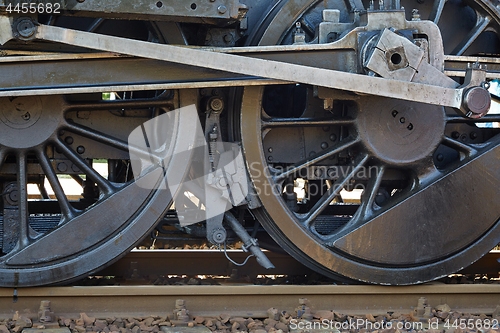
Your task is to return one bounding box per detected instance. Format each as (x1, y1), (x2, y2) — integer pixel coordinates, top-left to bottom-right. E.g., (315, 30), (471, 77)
(1, 251), (499, 332)
(0, 284), (499, 330)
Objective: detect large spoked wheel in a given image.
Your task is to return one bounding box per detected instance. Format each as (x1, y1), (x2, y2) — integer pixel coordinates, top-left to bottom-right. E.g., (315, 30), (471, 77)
(240, 0), (500, 284)
(0, 19), (191, 287)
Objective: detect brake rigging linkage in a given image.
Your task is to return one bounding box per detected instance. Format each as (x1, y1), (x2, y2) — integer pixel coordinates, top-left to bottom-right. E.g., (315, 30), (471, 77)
(203, 94), (274, 270)
(224, 211), (275, 270)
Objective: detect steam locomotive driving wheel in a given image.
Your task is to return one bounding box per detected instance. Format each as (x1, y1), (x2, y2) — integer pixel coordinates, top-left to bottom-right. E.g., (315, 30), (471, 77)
(240, 0), (500, 284)
(0, 20), (193, 287)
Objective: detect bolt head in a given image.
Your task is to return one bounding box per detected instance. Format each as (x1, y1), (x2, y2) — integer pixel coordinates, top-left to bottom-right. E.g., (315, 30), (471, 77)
(57, 162), (68, 172)
(8, 189), (18, 203)
(218, 5), (227, 14)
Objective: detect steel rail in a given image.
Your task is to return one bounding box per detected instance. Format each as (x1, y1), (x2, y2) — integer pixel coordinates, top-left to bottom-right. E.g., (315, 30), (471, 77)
(97, 250), (500, 278)
(0, 284), (499, 319)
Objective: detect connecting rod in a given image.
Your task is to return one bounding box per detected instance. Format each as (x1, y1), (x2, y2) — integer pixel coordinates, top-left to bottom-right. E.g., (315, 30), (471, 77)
(0, 16), (490, 115)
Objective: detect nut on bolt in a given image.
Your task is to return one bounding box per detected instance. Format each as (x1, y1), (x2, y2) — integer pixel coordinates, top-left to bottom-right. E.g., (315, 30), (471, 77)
(209, 97), (224, 113)
(462, 86), (491, 119)
(14, 18), (37, 41)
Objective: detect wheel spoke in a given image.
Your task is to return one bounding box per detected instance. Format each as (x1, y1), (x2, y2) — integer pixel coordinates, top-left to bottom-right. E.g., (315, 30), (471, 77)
(71, 174), (85, 187)
(300, 154), (369, 227)
(0, 150), (6, 171)
(64, 121), (161, 163)
(53, 139), (115, 196)
(322, 164), (385, 244)
(274, 137), (360, 181)
(37, 180), (50, 200)
(87, 18), (104, 33)
(262, 117), (354, 129)
(451, 15), (491, 56)
(16, 152), (30, 250)
(351, 165), (385, 224)
(37, 149), (78, 222)
(428, 0), (447, 23)
(64, 121), (129, 152)
(442, 136), (478, 157)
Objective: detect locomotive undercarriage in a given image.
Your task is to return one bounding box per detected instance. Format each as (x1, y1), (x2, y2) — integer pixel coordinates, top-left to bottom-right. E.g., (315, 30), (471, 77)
(0, 0), (498, 286)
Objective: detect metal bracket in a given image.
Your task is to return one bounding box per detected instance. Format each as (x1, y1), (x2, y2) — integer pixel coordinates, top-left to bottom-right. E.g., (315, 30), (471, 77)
(203, 96), (251, 244)
(364, 28), (491, 118)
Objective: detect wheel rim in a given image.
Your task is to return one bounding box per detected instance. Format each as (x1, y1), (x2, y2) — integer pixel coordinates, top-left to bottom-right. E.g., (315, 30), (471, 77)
(0, 19), (190, 287)
(240, 0), (500, 284)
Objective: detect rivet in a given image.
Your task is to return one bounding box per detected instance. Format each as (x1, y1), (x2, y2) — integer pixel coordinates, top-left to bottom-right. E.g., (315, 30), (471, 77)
(57, 162), (68, 172)
(218, 5), (227, 14)
(314, 168), (322, 178)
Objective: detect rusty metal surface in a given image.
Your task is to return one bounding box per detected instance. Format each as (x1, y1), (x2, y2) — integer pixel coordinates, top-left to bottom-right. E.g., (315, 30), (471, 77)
(97, 250), (500, 278)
(0, 284), (499, 318)
(97, 250), (315, 278)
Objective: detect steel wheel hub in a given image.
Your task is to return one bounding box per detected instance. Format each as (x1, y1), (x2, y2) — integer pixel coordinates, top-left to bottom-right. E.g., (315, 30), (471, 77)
(0, 96), (60, 149)
(356, 99), (445, 165)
